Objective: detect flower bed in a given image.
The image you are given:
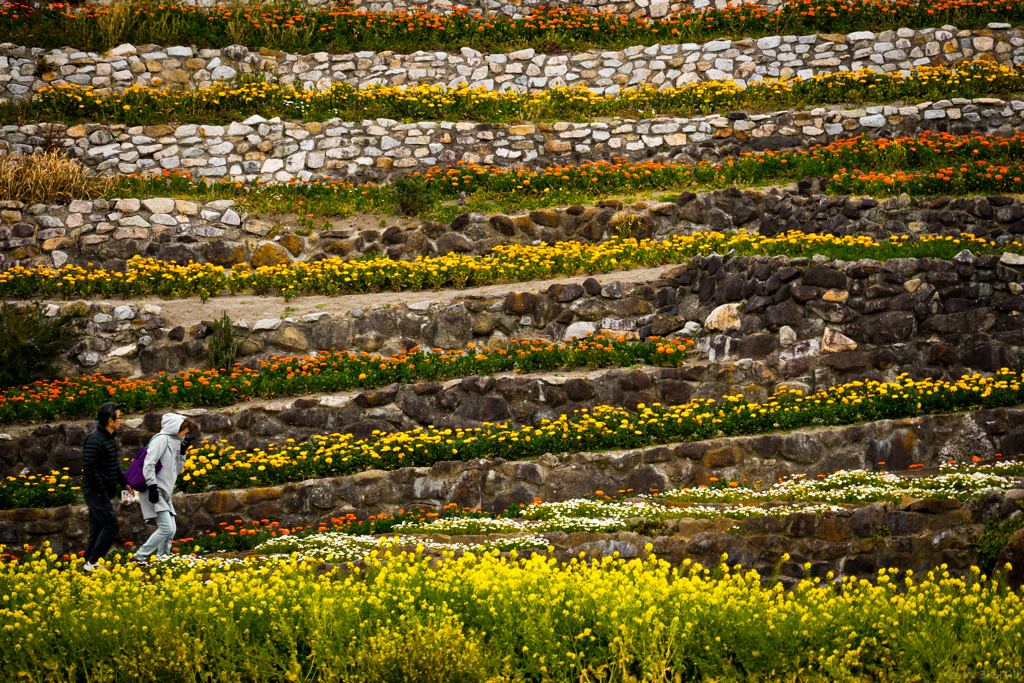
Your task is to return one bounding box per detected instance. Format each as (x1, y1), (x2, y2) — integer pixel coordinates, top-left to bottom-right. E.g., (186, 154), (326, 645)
(831, 160), (1024, 195)
(0, 468), (78, 509)
(1, 545), (1021, 682)
(658, 463), (1024, 503)
(3, 0), (1023, 54)
(0, 225), (1014, 302)
(50, 130), (1024, 223)
(5, 61), (1020, 126)
(391, 130), (1024, 206)
(167, 370), (1024, 495)
(157, 463), (1024, 558)
(0, 336), (693, 424)
(3, 130), (1019, 220)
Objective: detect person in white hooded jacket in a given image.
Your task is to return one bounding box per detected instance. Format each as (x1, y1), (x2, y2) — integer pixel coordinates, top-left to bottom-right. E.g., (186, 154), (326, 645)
(134, 413), (196, 564)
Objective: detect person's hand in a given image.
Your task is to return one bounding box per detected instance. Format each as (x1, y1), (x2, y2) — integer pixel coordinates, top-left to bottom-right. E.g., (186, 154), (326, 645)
(126, 485), (135, 497)
(148, 486), (160, 504)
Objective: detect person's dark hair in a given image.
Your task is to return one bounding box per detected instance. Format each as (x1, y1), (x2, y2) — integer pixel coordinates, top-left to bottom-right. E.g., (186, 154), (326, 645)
(97, 402), (121, 428)
(180, 417), (196, 435)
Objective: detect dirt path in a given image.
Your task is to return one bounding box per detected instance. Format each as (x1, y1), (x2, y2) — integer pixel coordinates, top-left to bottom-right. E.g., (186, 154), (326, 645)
(14, 264), (676, 329)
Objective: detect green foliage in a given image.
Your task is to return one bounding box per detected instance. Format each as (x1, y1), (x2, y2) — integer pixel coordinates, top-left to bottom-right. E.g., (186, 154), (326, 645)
(393, 175), (429, 217)
(207, 311), (250, 373)
(973, 516), (1024, 574)
(0, 303), (81, 389)
(871, 525), (891, 544)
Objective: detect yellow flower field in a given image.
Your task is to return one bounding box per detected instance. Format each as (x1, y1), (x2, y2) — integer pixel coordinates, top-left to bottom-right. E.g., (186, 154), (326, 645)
(0, 546), (1020, 682)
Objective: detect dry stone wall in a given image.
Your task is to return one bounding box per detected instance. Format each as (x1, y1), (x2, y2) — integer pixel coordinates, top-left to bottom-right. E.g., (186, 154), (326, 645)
(1, 26), (1020, 103)
(350, 0), (761, 18)
(3, 95), (1022, 183)
(2, 425), (1022, 586)
(6, 186), (1024, 272)
(6, 250), (1024, 475)
(21, 247), (1024, 380)
(97, 0), (782, 18)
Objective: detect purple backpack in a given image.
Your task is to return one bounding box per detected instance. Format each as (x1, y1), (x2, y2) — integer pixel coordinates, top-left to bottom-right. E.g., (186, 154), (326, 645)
(124, 442), (162, 491)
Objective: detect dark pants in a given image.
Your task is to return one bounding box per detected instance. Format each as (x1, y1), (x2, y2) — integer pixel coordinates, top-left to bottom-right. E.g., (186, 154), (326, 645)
(83, 490), (120, 563)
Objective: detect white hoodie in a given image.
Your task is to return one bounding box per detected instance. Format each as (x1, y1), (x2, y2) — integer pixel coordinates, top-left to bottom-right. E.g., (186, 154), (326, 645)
(140, 413), (187, 519)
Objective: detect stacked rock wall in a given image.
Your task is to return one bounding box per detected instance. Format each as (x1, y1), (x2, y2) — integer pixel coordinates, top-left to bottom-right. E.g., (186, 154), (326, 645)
(6, 187), (1024, 272)
(26, 248), (1024, 380)
(3, 96), (1021, 183)
(95, 0), (779, 18)
(5, 250), (1024, 475)
(349, 0), (760, 18)
(1, 27), (1020, 103)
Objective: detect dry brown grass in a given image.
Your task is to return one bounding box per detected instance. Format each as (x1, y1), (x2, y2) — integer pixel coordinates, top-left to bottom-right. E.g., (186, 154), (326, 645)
(0, 151), (113, 205)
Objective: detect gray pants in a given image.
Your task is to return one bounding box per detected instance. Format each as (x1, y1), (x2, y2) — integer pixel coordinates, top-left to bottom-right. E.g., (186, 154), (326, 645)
(136, 510), (176, 560)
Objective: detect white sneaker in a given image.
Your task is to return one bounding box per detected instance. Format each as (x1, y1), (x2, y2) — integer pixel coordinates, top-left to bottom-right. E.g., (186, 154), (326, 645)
(83, 561), (98, 573)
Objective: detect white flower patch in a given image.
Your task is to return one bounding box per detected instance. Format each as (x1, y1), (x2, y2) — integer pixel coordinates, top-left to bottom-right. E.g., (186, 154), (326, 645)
(254, 531), (550, 560)
(655, 464), (1024, 506)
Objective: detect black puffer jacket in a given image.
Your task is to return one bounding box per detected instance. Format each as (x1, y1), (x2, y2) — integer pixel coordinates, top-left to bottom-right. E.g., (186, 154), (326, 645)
(82, 427), (126, 498)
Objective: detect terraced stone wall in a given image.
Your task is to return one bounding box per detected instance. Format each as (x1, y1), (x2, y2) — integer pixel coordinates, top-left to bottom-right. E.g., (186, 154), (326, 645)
(2, 382), (1020, 480)
(349, 0), (723, 18)
(0, 26), (1018, 102)
(5, 250), (1024, 474)
(3, 96), (1020, 183)
(26, 248), (1024, 379)
(6, 187), (1024, 271)
(2, 422), (1022, 583)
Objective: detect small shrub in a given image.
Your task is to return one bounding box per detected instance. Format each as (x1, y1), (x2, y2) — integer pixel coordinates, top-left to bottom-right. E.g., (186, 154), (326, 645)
(393, 175), (429, 216)
(0, 150), (112, 204)
(207, 310), (250, 372)
(974, 516), (1024, 574)
(0, 302), (82, 389)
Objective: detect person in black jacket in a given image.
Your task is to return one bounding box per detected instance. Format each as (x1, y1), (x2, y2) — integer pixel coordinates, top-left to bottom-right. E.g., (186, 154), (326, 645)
(81, 402), (133, 571)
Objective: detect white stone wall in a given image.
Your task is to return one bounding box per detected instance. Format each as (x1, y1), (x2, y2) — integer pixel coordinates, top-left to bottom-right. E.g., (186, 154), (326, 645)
(345, 0), (779, 19)
(89, 0), (783, 20)
(2, 99), (1020, 182)
(0, 25), (1019, 102)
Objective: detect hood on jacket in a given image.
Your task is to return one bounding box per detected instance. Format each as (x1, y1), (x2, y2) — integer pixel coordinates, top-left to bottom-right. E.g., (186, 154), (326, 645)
(160, 413), (186, 438)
